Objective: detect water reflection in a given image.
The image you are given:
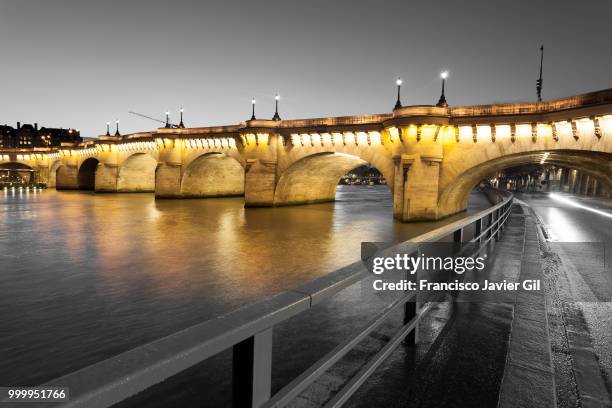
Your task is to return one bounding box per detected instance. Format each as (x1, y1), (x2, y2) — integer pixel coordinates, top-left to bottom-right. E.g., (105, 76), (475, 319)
(0, 186), (489, 386)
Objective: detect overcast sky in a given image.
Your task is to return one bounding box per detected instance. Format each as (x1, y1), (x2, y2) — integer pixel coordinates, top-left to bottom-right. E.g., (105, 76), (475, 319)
(1, 0), (610, 137)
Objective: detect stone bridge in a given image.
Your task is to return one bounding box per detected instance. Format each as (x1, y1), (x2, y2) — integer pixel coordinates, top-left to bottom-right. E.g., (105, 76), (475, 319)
(1, 89), (611, 221)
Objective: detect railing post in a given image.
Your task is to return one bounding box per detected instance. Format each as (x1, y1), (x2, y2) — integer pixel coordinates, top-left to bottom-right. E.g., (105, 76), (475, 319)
(475, 218), (483, 244)
(404, 249), (420, 344)
(453, 227), (463, 244)
(233, 328), (273, 408)
(495, 209), (501, 241)
(487, 213), (493, 239)
(404, 301), (419, 344)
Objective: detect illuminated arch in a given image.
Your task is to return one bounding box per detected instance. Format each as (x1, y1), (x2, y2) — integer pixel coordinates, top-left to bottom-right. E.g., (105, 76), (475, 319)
(0, 162), (33, 170)
(77, 157), (100, 190)
(48, 160), (63, 188)
(274, 152), (393, 205)
(117, 153), (157, 192)
(181, 152), (245, 197)
(0, 162), (35, 184)
(438, 150), (612, 216)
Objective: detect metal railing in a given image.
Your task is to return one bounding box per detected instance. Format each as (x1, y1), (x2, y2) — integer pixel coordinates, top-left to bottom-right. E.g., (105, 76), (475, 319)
(36, 192), (514, 408)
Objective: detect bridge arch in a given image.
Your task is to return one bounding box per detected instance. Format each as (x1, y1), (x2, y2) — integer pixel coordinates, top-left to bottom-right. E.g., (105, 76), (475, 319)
(48, 160), (63, 188)
(117, 153), (157, 192)
(77, 157), (100, 190)
(180, 152), (245, 197)
(0, 160), (33, 169)
(0, 162), (36, 184)
(438, 150), (612, 216)
(273, 152), (393, 205)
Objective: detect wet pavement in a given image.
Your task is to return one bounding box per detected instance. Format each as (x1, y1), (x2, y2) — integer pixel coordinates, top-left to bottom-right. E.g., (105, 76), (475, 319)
(517, 192), (612, 407)
(282, 192), (612, 408)
(343, 204), (551, 408)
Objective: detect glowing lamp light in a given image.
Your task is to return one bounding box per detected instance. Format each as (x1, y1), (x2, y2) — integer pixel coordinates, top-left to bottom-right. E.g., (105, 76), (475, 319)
(549, 193), (612, 219)
(516, 124), (531, 138)
(396, 77), (402, 86)
(250, 97), (257, 120)
(369, 131), (382, 145)
(389, 127), (399, 139)
(357, 132), (368, 145)
(272, 94), (281, 120)
(441, 71), (448, 79)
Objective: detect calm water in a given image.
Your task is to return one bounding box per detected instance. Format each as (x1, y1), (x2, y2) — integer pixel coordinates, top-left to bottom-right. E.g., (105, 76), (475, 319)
(0, 186), (489, 386)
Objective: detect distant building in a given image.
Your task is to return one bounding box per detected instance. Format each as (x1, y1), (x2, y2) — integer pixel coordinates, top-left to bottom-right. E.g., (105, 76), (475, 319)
(0, 122), (81, 148)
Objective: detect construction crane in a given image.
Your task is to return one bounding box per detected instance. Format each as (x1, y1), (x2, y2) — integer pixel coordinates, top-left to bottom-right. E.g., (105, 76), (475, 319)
(128, 111), (179, 128)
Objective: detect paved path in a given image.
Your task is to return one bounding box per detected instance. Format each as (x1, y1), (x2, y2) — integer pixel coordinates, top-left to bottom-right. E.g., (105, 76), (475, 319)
(345, 204), (555, 408)
(517, 192), (612, 408)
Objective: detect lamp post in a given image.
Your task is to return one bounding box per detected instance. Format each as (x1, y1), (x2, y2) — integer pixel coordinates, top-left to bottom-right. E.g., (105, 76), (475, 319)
(251, 97), (256, 120)
(537, 45), (544, 102)
(436, 71), (448, 107)
(115, 120), (120, 137)
(272, 94), (281, 121)
(106, 122), (110, 136)
(394, 77), (402, 109)
(165, 111), (170, 128)
(179, 107), (185, 128)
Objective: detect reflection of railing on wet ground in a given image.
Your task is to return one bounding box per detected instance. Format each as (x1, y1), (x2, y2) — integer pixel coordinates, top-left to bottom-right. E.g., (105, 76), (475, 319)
(35, 192), (514, 408)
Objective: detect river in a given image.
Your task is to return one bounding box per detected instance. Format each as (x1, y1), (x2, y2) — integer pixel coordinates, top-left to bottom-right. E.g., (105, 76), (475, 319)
(0, 186), (490, 387)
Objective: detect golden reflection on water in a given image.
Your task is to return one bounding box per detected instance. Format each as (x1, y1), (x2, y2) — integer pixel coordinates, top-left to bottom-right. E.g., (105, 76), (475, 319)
(1, 187), (492, 303)
(0, 186), (490, 385)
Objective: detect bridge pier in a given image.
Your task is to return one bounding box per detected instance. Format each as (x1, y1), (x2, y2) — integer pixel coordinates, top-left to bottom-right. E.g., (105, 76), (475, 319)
(95, 163), (119, 192)
(244, 159), (277, 207)
(155, 162), (182, 198)
(56, 164), (79, 190)
(392, 154), (443, 221)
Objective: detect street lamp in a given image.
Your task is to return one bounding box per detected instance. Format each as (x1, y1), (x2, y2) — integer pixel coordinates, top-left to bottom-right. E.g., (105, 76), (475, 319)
(179, 107), (185, 128)
(165, 111), (170, 128)
(115, 119), (120, 136)
(106, 122), (110, 136)
(436, 71), (449, 107)
(272, 94), (281, 121)
(251, 97), (256, 120)
(394, 77), (403, 109)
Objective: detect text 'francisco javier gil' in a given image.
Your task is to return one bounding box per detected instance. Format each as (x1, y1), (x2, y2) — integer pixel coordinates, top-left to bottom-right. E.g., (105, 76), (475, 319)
(369, 254), (541, 292)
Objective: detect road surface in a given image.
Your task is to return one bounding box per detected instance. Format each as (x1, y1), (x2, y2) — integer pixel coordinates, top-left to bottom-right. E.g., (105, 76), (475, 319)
(517, 192), (612, 406)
